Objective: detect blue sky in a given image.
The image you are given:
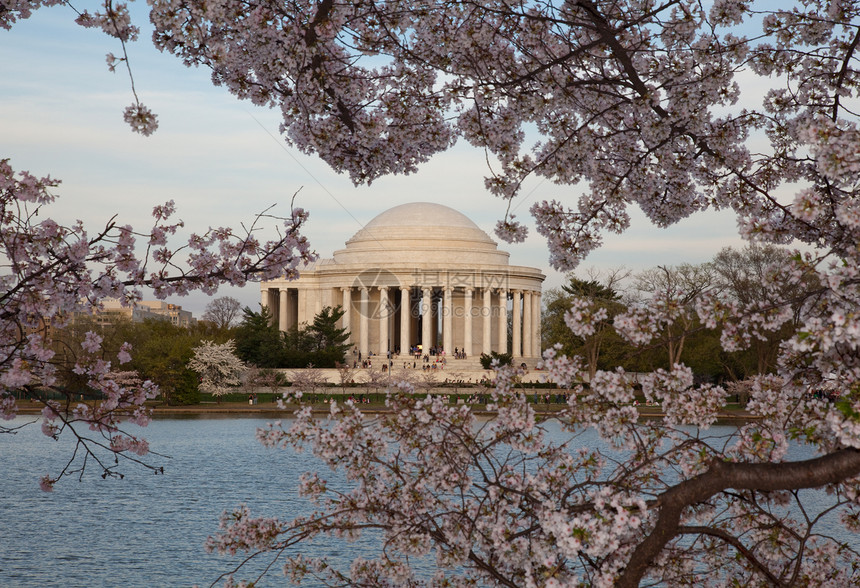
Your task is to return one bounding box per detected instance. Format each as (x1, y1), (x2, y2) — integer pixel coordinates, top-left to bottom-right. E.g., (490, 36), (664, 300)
(1, 4), (746, 316)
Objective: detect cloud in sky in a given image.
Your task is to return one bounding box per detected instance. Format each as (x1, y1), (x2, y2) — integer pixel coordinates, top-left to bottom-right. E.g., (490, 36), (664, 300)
(2, 5), (745, 316)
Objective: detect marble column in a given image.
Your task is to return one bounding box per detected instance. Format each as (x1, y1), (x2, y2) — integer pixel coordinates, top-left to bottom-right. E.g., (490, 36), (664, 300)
(431, 293), (439, 349)
(463, 288), (473, 357)
(421, 287), (432, 355)
(286, 290), (297, 331)
(512, 289), (522, 358)
(482, 287), (492, 354)
(523, 290), (533, 357)
(442, 286), (453, 354)
(297, 288), (307, 325)
(379, 286), (389, 354)
(341, 287), (352, 340)
(497, 289), (507, 353)
(279, 289), (288, 332)
(359, 287), (369, 356)
(533, 291), (542, 358)
(400, 286), (411, 355)
(261, 289), (274, 325)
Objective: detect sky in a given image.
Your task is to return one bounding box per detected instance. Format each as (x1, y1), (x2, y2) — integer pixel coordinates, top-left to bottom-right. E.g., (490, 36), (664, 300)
(1, 5), (747, 317)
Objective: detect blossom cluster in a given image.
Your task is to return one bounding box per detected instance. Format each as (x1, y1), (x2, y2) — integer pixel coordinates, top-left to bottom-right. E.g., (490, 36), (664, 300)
(188, 340), (245, 397)
(1, 158), (314, 485)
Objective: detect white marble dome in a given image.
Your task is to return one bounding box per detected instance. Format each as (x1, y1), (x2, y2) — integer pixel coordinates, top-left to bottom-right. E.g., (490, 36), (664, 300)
(363, 202), (486, 232)
(333, 202), (508, 266)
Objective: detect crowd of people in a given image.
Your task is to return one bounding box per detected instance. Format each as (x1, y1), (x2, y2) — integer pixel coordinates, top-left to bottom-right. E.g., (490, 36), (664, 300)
(349, 344), (473, 370)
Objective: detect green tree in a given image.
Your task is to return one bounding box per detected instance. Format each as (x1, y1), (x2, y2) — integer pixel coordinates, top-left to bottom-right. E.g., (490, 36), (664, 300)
(479, 351), (513, 370)
(307, 306), (350, 350)
(234, 306), (284, 368)
(128, 320), (201, 405)
(562, 278), (622, 301)
(306, 305), (351, 357)
(282, 306), (352, 368)
(541, 287), (580, 357)
(282, 324), (314, 354)
(543, 274), (630, 379)
(674, 322), (724, 384)
(49, 315), (109, 394)
(48, 315), (204, 404)
(236, 305), (352, 369)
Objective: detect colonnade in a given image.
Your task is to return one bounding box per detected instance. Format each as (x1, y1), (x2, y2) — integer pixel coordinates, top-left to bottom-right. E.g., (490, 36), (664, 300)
(262, 284), (542, 359)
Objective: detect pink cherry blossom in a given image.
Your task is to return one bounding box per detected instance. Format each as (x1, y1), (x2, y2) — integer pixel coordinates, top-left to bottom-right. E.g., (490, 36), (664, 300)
(7, 0), (860, 585)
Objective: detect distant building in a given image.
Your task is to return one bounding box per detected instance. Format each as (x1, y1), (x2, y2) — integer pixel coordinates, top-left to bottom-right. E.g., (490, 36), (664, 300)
(136, 300), (196, 328)
(96, 298), (196, 327)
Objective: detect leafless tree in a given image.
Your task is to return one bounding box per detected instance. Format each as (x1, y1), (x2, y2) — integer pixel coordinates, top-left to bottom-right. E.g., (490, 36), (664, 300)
(362, 366), (388, 395)
(288, 365), (328, 400)
(242, 366), (284, 398)
(201, 296), (242, 329)
(631, 263), (717, 365)
(711, 245), (815, 376)
(335, 362), (355, 394)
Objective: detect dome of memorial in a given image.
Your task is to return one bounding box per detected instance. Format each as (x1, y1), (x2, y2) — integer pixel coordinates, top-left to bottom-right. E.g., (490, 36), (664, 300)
(333, 202), (508, 266)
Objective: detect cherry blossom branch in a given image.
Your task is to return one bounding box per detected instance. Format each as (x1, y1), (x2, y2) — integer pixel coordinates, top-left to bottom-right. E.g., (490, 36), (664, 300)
(1, 160), (314, 486)
(832, 25), (860, 122)
(618, 449), (860, 587)
(676, 524), (783, 585)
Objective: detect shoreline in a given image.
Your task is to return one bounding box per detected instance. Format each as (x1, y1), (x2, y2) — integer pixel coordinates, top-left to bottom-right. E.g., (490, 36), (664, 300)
(11, 400), (756, 424)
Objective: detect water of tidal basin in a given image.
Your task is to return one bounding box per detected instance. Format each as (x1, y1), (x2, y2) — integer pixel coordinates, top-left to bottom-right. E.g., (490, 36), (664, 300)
(0, 415), (853, 587)
(2, 415), (368, 588)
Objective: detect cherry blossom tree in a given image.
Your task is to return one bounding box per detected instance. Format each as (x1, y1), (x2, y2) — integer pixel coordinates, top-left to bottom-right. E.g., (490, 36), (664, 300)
(361, 366), (389, 395)
(335, 362), (355, 394)
(188, 340), (246, 400)
(0, 158), (314, 486)
(6, 0), (860, 586)
(192, 1), (860, 586)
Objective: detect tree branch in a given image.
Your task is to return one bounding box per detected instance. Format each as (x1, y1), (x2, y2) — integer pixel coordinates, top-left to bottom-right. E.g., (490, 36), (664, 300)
(618, 448), (860, 587)
(677, 524), (786, 586)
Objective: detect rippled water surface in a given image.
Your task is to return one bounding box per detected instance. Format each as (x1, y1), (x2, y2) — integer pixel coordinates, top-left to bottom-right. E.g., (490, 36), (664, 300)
(1, 415), (372, 588)
(2, 416), (856, 587)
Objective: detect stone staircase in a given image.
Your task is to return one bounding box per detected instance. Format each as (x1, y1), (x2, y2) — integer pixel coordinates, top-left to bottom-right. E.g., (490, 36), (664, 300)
(391, 354), (542, 371)
(303, 352), (546, 385)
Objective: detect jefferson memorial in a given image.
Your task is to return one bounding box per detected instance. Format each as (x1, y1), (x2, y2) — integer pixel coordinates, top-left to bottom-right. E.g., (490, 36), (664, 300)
(260, 203), (545, 361)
